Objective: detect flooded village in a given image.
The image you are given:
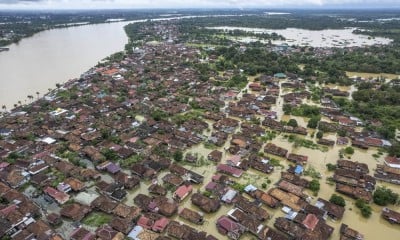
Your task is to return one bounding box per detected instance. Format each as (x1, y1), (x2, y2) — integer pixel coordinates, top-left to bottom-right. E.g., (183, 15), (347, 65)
(1, 19), (400, 240)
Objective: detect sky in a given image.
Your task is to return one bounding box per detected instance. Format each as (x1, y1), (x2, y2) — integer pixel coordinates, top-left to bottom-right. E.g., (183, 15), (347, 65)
(0, 0), (399, 9)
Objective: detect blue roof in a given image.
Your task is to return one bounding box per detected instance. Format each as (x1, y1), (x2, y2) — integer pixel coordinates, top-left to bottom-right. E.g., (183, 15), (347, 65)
(128, 226), (143, 240)
(274, 73), (287, 78)
(294, 165), (304, 174)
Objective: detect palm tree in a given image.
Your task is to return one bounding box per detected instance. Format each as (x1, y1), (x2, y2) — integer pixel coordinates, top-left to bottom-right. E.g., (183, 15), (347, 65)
(36, 91), (40, 99)
(56, 83), (61, 89)
(13, 104), (17, 109)
(17, 100), (22, 106)
(1, 105), (6, 112)
(27, 95), (33, 102)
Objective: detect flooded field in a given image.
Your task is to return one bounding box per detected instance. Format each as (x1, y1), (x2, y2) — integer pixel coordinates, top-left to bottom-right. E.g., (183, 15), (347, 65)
(208, 26), (393, 48)
(346, 71), (400, 80)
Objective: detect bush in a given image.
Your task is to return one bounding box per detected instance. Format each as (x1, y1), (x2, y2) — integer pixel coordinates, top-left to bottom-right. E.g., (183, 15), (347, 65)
(329, 194), (346, 207)
(307, 116), (320, 129)
(326, 163), (337, 171)
(173, 150), (183, 162)
(344, 146), (354, 155)
(287, 119), (298, 128)
(316, 131), (323, 139)
(355, 199), (372, 218)
(373, 186), (399, 206)
(308, 179), (320, 195)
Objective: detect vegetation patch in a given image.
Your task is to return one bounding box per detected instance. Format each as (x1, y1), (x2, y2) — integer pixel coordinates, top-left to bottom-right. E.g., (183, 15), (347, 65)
(373, 186), (399, 206)
(329, 194), (346, 207)
(83, 212), (112, 227)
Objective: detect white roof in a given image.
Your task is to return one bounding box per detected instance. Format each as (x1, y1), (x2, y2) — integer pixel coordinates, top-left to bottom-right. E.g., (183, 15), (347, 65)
(42, 137), (56, 144)
(244, 184), (257, 192)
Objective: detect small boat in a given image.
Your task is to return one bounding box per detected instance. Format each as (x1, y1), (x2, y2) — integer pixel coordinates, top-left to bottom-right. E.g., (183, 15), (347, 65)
(0, 47), (10, 52)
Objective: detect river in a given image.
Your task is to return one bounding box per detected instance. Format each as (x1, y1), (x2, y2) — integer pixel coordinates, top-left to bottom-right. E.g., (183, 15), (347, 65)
(0, 21), (132, 109)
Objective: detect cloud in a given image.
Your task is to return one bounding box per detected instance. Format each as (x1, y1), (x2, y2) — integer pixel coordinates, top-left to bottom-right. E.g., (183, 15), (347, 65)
(0, 0), (399, 9)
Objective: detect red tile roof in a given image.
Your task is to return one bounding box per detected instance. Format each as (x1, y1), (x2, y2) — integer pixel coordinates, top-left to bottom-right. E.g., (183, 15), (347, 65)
(302, 214), (319, 231)
(152, 217), (170, 232)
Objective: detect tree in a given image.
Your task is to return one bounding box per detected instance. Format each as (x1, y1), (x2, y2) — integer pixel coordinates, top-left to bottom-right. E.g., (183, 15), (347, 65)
(316, 131), (323, 139)
(373, 186), (399, 206)
(326, 163), (337, 171)
(355, 199), (372, 218)
(308, 179), (320, 195)
(287, 119), (298, 128)
(329, 194), (346, 207)
(307, 116), (320, 129)
(283, 104), (292, 115)
(173, 150), (183, 162)
(344, 146), (354, 155)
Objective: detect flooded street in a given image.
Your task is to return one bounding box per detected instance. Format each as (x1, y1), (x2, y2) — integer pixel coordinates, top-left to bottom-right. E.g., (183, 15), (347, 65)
(157, 74), (400, 239)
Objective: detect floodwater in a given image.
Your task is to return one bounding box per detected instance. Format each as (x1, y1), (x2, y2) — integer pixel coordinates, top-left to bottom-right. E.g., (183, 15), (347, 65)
(177, 76), (400, 239)
(208, 26), (393, 48)
(0, 21), (131, 109)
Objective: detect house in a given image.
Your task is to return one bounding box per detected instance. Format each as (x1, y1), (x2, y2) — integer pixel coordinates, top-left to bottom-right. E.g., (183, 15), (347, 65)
(226, 155), (241, 167)
(335, 184), (372, 203)
(114, 172), (140, 190)
(173, 184), (193, 202)
(191, 193), (220, 213)
(166, 220), (204, 239)
(43, 186), (70, 204)
(277, 180), (308, 199)
(216, 216), (245, 240)
(382, 207), (400, 224)
(110, 217), (134, 234)
(91, 195), (118, 213)
(137, 215), (153, 229)
(95, 225), (124, 240)
(162, 173), (184, 187)
(235, 195), (269, 221)
(337, 160), (369, 173)
(274, 73), (287, 79)
(64, 177), (85, 192)
(113, 203), (140, 220)
(152, 217), (170, 233)
(148, 184), (167, 196)
(227, 208), (264, 236)
(60, 203), (91, 221)
(46, 213), (62, 226)
(264, 143), (288, 157)
(178, 207), (204, 225)
(97, 161), (121, 174)
(208, 150), (223, 162)
(384, 156), (400, 169)
(216, 164), (243, 178)
(221, 189), (238, 204)
(247, 188), (280, 209)
(0, 167), (29, 188)
(28, 163), (49, 175)
(57, 182), (72, 193)
(70, 227), (95, 240)
(340, 224), (364, 240)
(287, 153), (308, 165)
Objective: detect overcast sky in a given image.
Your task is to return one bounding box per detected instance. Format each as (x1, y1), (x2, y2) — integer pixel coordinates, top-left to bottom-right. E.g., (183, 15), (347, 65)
(0, 0), (399, 9)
